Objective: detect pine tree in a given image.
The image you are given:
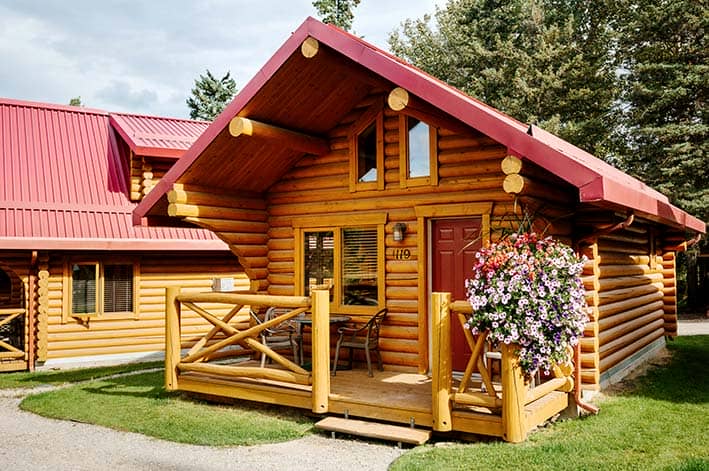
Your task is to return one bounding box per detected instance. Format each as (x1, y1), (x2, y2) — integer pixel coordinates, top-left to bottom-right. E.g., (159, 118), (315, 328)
(617, 0), (708, 222)
(312, 0), (361, 31)
(388, 0), (620, 159)
(186, 70), (237, 121)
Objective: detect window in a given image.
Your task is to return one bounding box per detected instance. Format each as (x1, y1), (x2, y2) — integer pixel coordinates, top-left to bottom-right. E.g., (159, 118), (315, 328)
(0, 270), (12, 305)
(65, 259), (137, 320)
(71, 263), (98, 315)
(399, 115), (438, 187)
(299, 223), (384, 313)
(349, 99), (385, 192)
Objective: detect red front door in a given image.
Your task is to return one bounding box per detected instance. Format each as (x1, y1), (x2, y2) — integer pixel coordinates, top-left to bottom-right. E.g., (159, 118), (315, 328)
(431, 218), (482, 372)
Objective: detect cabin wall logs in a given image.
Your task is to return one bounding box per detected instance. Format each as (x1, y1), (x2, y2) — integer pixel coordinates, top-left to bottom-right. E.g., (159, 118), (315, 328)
(579, 223), (669, 389)
(38, 251), (246, 361)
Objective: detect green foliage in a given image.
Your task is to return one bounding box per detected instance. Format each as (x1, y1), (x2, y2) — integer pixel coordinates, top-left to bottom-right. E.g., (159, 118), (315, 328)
(312, 0), (361, 31)
(0, 361), (162, 389)
(186, 70), (237, 121)
(68, 96), (82, 107)
(616, 0), (709, 223)
(20, 370), (314, 446)
(391, 336), (709, 471)
(389, 0), (621, 159)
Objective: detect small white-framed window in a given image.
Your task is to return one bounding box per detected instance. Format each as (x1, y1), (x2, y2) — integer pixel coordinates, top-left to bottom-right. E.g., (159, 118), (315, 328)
(349, 99), (385, 192)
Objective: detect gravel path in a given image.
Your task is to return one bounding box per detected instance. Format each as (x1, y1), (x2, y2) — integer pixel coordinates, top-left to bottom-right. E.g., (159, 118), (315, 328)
(0, 392), (404, 471)
(1, 319), (706, 470)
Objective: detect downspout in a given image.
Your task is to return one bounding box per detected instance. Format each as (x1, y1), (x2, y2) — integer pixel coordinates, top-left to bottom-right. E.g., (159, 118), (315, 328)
(573, 213), (634, 415)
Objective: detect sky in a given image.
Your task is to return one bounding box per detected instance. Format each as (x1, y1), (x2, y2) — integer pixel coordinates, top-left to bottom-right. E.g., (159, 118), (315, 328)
(0, 0), (446, 119)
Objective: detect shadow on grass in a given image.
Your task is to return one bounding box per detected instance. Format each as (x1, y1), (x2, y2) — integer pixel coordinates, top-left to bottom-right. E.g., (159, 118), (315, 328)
(0, 361), (164, 389)
(618, 336), (709, 405)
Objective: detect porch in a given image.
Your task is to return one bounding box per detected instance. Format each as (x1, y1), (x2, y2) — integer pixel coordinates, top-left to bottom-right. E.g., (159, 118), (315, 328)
(164, 289), (572, 442)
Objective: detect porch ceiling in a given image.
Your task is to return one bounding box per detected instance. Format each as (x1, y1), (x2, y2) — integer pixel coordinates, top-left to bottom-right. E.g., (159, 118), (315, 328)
(176, 47), (388, 194)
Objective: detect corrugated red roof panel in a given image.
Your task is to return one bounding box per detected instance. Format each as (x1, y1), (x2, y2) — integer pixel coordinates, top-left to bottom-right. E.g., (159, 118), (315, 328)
(135, 17), (704, 234)
(0, 98), (226, 250)
(110, 113), (209, 159)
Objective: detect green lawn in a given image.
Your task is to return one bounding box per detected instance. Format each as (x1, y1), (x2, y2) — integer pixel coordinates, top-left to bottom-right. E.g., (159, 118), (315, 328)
(20, 370), (314, 446)
(391, 336), (709, 471)
(0, 361), (163, 389)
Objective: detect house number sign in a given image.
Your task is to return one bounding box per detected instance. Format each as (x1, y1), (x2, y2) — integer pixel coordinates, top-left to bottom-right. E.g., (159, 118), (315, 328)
(390, 248), (411, 260)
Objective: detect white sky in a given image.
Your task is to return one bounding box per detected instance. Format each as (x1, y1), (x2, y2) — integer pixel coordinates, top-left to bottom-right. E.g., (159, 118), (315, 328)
(0, 0), (446, 118)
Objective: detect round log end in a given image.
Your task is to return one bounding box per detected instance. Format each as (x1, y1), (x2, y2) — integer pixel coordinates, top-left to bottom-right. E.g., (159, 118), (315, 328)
(301, 37), (319, 58)
(501, 155), (523, 175)
(228, 117), (252, 137)
(387, 87), (409, 111)
(502, 173), (525, 194)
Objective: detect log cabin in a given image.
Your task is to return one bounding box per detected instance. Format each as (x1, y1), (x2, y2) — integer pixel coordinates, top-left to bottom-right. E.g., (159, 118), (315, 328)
(0, 98), (246, 372)
(133, 18), (705, 441)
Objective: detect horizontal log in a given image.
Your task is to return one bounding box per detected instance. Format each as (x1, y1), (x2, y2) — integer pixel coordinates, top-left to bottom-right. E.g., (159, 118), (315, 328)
(597, 253), (651, 266)
(599, 328), (664, 372)
(178, 362), (311, 385)
(452, 391), (502, 408)
(229, 117), (329, 156)
(502, 173), (574, 203)
(438, 159), (504, 178)
(175, 292), (311, 308)
(168, 188), (266, 210)
(437, 147), (507, 165)
(599, 232), (648, 246)
(599, 264), (655, 279)
(599, 318), (665, 358)
(525, 377), (569, 405)
(598, 273), (663, 292)
(598, 282), (663, 304)
(598, 291), (663, 318)
(598, 309), (663, 344)
(183, 217), (268, 233)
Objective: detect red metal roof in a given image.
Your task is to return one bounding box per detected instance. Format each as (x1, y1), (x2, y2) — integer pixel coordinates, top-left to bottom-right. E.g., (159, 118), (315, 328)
(135, 17), (704, 234)
(110, 113), (209, 159)
(0, 98), (227, 250)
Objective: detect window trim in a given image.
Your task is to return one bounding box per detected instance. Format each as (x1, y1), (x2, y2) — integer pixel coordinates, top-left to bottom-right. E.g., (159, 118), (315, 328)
(399, 114), (438, 188)
(63, 257), (140, 323)
(349, 98), (385, 192)
(294, 214), (386, 315)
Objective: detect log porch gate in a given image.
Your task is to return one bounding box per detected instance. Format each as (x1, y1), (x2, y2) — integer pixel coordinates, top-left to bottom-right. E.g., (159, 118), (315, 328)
(164, 289), (573, 442)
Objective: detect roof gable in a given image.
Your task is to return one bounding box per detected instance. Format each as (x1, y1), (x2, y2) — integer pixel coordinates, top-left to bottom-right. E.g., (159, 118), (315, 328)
(134, 17), (704, 234)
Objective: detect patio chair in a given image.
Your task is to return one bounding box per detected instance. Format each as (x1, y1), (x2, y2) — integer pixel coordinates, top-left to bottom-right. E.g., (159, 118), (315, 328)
(250, 307), (298, 367)
(332, 308), (388, 377)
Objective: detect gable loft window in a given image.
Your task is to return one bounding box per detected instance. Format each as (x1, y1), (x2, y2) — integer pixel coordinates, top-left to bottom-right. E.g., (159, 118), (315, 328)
(349, 98), (385, 192)
(65, 259), (138, 321)
(399, 115), (438, 188)
(297, 215), (385, 314)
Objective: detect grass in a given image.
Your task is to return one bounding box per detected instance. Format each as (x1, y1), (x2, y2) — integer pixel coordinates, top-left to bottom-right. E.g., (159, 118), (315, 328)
(19, 370), (314, 446)
(0, 361), (163, 389)
(392, 335), (709, 471)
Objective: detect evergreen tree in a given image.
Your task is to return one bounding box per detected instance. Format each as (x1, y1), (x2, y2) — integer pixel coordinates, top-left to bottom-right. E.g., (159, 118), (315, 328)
(617, 0), (708, 222)
(388, 0), (620, 159)
(313, 0), (361, 31)
(186, 70), (237, 121)
(69, 96), (82, 107)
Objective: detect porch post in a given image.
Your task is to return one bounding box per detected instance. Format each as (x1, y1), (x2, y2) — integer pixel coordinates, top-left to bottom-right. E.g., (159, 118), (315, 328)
(431, 292), (453, 431)
(310, 289), (330, 413)
(501, 343), (527, 442)
(165, 287), (181, 391)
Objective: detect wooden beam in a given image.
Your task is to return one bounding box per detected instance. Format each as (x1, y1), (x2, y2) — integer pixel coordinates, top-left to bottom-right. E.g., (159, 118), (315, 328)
(229, 117), (330, 155)
(387, 87), (470, 134)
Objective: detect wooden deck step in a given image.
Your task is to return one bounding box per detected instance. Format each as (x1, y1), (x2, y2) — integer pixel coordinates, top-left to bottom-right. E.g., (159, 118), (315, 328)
(315, 416), (431, 445)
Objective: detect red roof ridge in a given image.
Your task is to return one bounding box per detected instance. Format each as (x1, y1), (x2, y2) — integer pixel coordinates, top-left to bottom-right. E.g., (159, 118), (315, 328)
(0, 96), (108, 116)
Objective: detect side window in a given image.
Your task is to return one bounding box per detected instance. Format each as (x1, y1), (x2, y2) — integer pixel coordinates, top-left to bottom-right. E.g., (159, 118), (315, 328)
(349, 99), (384, 192)
(342, 228), (378, 306)
(399, 115), (438, 187)
(104, 264), (134, 313)
(71, 262), (99, 316)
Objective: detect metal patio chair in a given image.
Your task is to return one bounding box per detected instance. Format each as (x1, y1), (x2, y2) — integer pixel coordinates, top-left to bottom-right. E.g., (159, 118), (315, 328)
(332, 307), (388, 377)
(250, 307), (298, 367)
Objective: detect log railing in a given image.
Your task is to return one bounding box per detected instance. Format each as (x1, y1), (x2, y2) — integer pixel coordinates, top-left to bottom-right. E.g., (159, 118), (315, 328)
(165, 288), (332, 413)
(0, 308), (26, 360)
(431, 292), (574, 442)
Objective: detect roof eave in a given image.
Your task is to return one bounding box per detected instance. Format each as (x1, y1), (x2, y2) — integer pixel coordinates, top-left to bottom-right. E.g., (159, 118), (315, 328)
(0, 237), (229, 251)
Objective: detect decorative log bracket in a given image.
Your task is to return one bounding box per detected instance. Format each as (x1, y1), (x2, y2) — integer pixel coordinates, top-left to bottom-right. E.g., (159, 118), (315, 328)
(229, 117), (330, 156)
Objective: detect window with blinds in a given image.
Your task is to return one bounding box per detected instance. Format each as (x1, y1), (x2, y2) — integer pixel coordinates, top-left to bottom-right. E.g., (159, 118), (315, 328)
(342, 228), (378, 305)
(104, 264), (134, 313)
(72, 263), (98, 315)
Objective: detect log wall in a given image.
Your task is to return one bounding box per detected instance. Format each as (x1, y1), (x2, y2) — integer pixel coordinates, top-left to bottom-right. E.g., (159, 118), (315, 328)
(41, 251), (246, 362)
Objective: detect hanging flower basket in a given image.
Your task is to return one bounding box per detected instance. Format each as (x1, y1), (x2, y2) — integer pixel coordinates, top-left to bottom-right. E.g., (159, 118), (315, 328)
(465, 233), (588, 377)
